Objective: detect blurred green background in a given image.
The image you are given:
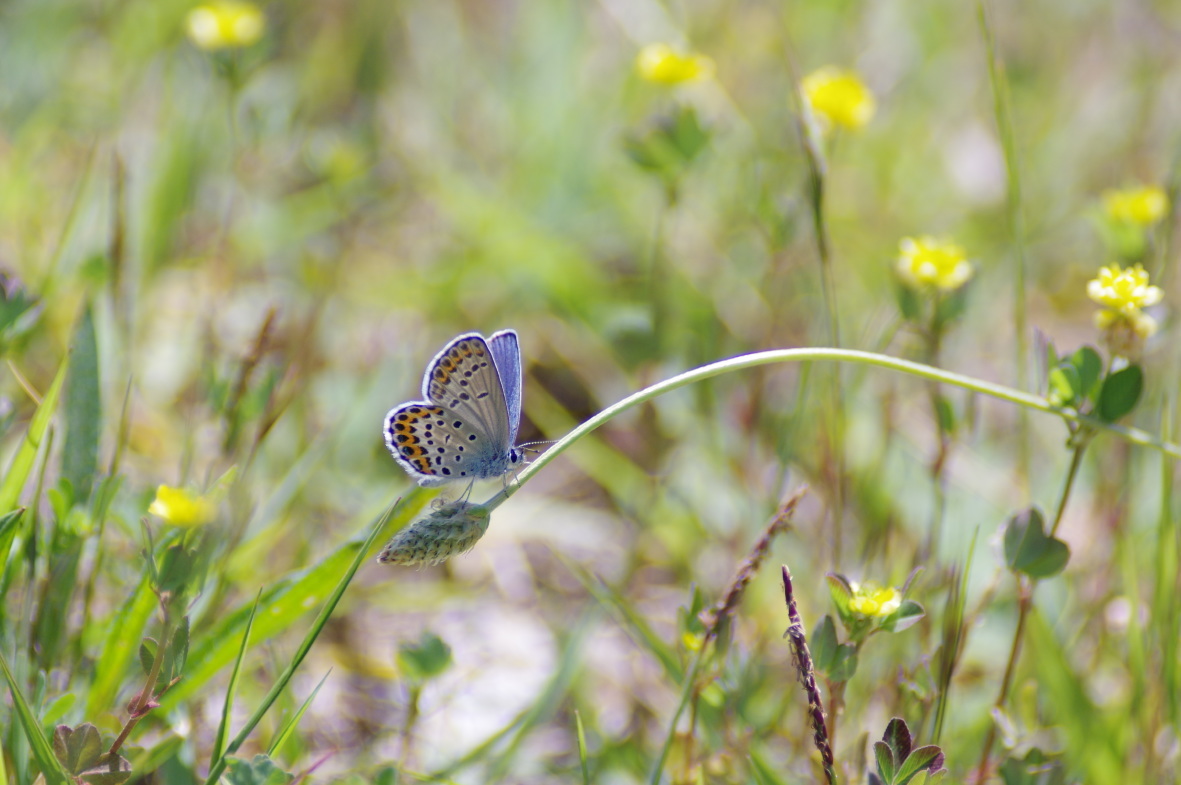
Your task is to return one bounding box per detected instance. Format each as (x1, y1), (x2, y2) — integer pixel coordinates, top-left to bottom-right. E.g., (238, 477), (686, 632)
(0, 0), (1179, 782)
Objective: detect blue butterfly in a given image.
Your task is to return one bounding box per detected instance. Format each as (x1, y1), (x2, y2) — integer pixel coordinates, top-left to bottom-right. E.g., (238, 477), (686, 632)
(384, 330), (524, 487)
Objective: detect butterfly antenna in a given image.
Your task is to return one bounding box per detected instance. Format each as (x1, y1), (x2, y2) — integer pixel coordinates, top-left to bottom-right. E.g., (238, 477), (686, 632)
(517, 439), (556, 454)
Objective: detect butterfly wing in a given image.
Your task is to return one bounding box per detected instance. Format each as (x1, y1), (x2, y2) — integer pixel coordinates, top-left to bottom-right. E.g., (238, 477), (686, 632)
(384, 402), (507, 487)
(420, 333), (511, 451)
(487, 329), (522, 445)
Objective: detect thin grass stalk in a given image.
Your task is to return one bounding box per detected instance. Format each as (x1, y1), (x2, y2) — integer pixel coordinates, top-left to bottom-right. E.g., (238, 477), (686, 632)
(778, 12), (847, 567)
(977, 0), (1031, 490)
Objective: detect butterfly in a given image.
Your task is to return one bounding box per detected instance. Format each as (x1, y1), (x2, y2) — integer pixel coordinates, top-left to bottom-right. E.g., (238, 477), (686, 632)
(384, 330), (524, 487)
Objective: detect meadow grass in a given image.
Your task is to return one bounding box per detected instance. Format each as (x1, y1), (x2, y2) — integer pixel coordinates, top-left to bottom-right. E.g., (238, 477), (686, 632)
(1, 1), (1179, 783)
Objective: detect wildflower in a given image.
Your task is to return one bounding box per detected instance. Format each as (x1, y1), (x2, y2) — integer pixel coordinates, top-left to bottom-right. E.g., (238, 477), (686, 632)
(186, 1), (265, 50)
(801, 66), (875, 133)
(1103, 186), (1169, 228)
(149, 485), (217, 528)
(636, 43), (715, 86)
(896, 236), (973, 292)
(1088, 263), (1163, 343)
(377, 500), (491, 566)
(847, 582), (903, 618)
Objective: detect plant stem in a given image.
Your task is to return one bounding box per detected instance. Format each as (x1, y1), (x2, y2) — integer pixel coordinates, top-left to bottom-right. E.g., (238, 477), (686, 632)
(974, 439), (1088, 778)
(491, 347), (1181, 510)
(973, 578), (1032, 782)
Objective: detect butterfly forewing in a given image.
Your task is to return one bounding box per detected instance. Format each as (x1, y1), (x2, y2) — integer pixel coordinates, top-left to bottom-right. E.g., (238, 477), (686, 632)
(487, 329), (522, 444)
(421, 334), (511, 447)
(384, 403), (506, 487)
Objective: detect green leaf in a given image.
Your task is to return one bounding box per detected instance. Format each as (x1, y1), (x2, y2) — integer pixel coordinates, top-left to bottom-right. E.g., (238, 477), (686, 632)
(934, 395), (955, 435)
(88, 576), (156, 718)
(895, 281), (922, 322)
(138, 638), (158, 677)
(880, 600), (926, 633)
(1046, 366), (1078, 407)
(398, 632), (452, 682)
(896, 745), (946, 785)
(998, 748), (1068, 785)
(0, 508), (25, 548)
(935, 285), (969, 324)
(156, 544), (197, 595)
(40, 693), (76, 730)
(828, 643), (858, 682)
(1003, 508), (1070, 578)
(224, 754), (293, 785)
(0, 279), (40, 340)
(810, 615), (838, 671)
(1097, 365), (1143, 422)
(53, 723), (102, 774)
(574, 711), (590, 785)
(623, 106), (711, 182)
(874, 740), (897, 784)
(62, 305), (101, 504)
(0, 357), (68, 563)
(0, 649), (72, 784)
(882, 717), (913, 766)
(1070, 347), (1102, 402)
(825, 573), (854, 621)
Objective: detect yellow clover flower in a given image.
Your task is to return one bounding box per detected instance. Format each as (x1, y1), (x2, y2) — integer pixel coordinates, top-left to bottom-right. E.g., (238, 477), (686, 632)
(186, 1), (265, 50)
(1103, 186), (1169, 228)
(847, 583), (902, 618)
(149, 485), (217, 528)
(1087, 263), (1163, 340)
(636, 43), (715, 86)
(801, 66), (875, 133)
(896, 236), (972, 292)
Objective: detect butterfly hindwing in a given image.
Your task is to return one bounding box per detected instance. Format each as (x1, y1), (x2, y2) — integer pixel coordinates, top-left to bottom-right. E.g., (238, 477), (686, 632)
(383, 402), (507, 487)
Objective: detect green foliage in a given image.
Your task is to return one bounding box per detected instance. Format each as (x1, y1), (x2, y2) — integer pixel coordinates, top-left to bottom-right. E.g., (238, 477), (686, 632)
(397, 632), (453, 682)
(868, 718), (946, 785)
(1096, 365), (1143, 423)
(52, 723), (131, 785)
(223, 755), (293, 785)
(1003, 507), (1070, 579)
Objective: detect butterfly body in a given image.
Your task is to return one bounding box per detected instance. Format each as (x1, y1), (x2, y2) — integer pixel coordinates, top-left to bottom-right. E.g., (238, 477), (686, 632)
(385, 330), (523, 487)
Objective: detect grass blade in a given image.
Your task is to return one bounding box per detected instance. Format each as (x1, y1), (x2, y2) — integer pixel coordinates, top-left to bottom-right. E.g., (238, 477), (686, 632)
(62, 304), (100, 503)
(267, 669), (331, 758)
(211, 589), (262, 769)
(0, 356), (68, 561)
(202, 500), (397, 785)
(0, 648), (72, 785)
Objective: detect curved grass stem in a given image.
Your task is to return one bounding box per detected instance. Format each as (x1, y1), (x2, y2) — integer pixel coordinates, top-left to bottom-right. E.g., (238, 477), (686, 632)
(489, 347), (1181, 510)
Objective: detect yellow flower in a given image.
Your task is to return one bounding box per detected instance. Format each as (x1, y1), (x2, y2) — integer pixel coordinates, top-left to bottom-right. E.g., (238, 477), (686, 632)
(1088, 263), (1163, 344)
(1087, 263), (1162, 315)
(636, 43), (715, 86)
(1103, 186), (1169, 227)
(186, 1), (265, 50)
(847, 583), (902, 618)
(149, 485), (217, 528)
(801, 66), (875, 133)
(896, 236), (972, 292)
